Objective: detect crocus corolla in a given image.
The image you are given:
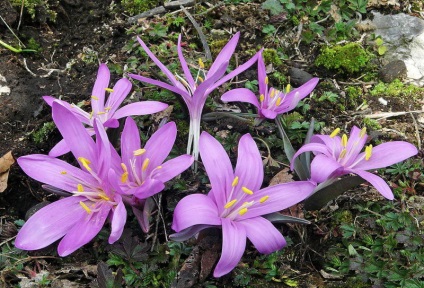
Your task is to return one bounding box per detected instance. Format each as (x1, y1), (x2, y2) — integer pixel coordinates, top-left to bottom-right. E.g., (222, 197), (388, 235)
(171, 132), (316, 277)
(291, 126), (418, 200)
(118, 117), (194, 232)
(129, 33), (259, 162)
(15, 103), (127, 256)
(43, 63), (168, 157)
(221, 51), (319, 125)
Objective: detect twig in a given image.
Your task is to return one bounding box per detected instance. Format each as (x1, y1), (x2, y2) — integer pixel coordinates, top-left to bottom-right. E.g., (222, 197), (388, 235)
(0, 14), (25, 47)
(18, 0), (24, 31)
(180, 5), (212, 61)
(363, 110), (424, 119)
(201, 111), (253, 122)
(195, 2), (224, 16)
(409, 112), (422, 150)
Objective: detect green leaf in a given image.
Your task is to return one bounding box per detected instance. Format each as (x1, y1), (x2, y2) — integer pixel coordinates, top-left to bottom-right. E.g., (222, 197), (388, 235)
(378, 45), (387, 55)
(262, 24), (277, 35)
(375, 38), (384, 46)
(261, 0), (284, 15)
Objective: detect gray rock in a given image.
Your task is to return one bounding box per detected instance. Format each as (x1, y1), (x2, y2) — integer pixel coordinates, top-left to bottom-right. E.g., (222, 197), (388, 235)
(288, 67), (314, 87)
(378, 60), (407, 83)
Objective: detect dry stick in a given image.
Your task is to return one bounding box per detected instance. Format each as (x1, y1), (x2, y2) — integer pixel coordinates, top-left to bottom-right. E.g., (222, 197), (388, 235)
(409, 112), (422, 150)
(363, 110), (424, 119)
(150, 194), (166, 251)
(195, 2), (224, 16)
(0, 14), (25, 47)
(17, 0), (25, 31)
(180, 5), (212, 61)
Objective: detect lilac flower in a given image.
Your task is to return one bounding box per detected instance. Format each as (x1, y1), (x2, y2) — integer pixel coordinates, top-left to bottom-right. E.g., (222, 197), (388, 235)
(221, 51), (319, 124)
(129, 33), (259, 162)
(291, 126), (418, 200)
(43, 63), (168, 157)
(171, 132), (316, 277)
(15, 102), (126, 256)
(118, 117), (194, 232)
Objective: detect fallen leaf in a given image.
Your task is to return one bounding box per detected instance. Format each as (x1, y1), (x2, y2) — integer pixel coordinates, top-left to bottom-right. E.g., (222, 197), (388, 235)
(0, 151), (15, 192)
(269, 167), (293, 186)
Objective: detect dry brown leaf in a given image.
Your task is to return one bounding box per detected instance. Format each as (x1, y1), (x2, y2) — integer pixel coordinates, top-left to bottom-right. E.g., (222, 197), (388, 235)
(0, 151), (15, 192)
(269, 167), (293, 186)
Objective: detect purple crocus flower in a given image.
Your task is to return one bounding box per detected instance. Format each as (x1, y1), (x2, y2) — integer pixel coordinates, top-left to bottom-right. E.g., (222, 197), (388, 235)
(291, 126), (418, 200)
(118, 117), (194, 232)
(15, 102), (126, 256)
(171, 132), (316, 277)
(43, 63), (168, 157)
(221, 51), (319, 124)
(129, 33), (259, 162)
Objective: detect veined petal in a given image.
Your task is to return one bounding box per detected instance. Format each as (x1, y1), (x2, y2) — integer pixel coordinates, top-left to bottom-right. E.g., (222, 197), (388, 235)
(234, 134), (263, 191)
(113, 101), (168, 120)
(349, 169), (394, 200)
(291, 143), (332, 170)
(310, 154), (343, 183)
(132, 178), (165, 199)
(58, 202), (112, 256)
(214, 218), (246, 277)
(144, 122), (177, 172)
(15, 196), (85, 251)
(151, 155), (194, 183)
(199, 132), (234, 209)
(105, 78), (132, 115)
(221, 88), (260, 108)
(170, 224), (214, 242)
(177, 34), (195, 88)
(207, 32), (240, 78)
(344, 126), (367, 165)
(109, 196), (127, 244)
(121, 117), (142, 179)
(43, 96), (91, 125)
(238, 217), (286, 254)
(172, 194), (221, 232)
(353, 141), (418, 170)
(257, 52), (267, 96)
(48, 139), (71, 157)
(91, 64), (110, 114)
(310, 135), (342, 157)
(287, 77), (319, 100)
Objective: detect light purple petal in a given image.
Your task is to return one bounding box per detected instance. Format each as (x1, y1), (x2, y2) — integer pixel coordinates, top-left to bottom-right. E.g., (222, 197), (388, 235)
(15, 196), (85, 251)
(172, 194), (221, 232)
(353, 142), (418, 170)
(177, 34), (195, 88)
(214, 218), (246, 277)
(234, 134), (263, 192)
(43, 95), (55, 106)
(93, 119), (111, 180)
(144, 122), (177, 171)
(221, 88), (260, 108)
(103, 118), (119, 128)
(121, 117), (141, 181)
(260, 108), (278, 119)
(199, 132), (234, 209)
(310, 154), (343, 183)
(257, 52), (267, 96)
(343, 126), (367, 166)
(132, 178), (165, 199)
(238, 217), (286, 254)
(287, 77), (319, 100)
(48, 139), (71, 157)
(43, 96), (91, 125)
(105, 78), (132, 115)
(349, 169), (394, 200)
(91, 64), (110, 114)
(291, 143), (332, 170)
(207, 32), (240, 78)
(108, 196), (127, 244)
(170, 224), (213, 242)
(132, 197), (155, 233)
(310, 135), (342, 157)
(113, 101), (168, 120)
(151, 155), (194, 183)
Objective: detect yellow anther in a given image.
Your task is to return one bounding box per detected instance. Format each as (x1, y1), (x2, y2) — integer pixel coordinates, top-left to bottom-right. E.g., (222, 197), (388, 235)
(224, 199), (237, 209)
(270, 89), (275, 98)
(197, 76), (204, 83)
(91, 95), (99, 100)
(265, 77), (269, 85)
(259, 195), (269, 203)
(239, 207), (248, 216)
(198, 58), (205, 69)
(121, 172), (128, 183)
(79, 201), (92, 214)
(133, 148), (146, 156)
(89, 111), (93, 119)
(77, 184), (84, 192)
(330, 128), (340, 138)
(142, 158), (150, 172)
(105, 106), (112, 111)
(78, 157), (92, 171)
(341, 134), (348, 147)
(242, 187), (254, 195)
(105, 88), (114, 93)
(121, 163), (128, 172)
(232, 176), (239, 187)
(156, 166), (162, 169)
(365, 144), (373, 160)
(360, 127), (367, 138)
(98, 194), (110, 201)
(339, 149), (347, 159)
(276, 97), (282, 107)
(60, 171), (67, 175)
(97, 111), (106, 115)
(259, 94), (265, 102)
(285, 84), (291, 93)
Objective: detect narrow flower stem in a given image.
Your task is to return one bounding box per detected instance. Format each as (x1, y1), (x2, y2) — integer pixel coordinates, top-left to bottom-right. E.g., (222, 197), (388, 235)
(202, 112), (255, 122)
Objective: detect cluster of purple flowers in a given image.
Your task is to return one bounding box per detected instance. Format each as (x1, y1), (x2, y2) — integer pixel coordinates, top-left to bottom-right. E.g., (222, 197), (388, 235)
(15, 33), (418, 277)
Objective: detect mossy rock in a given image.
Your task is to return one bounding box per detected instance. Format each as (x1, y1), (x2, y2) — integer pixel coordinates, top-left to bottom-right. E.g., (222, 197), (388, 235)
(121, 0), (162, 16)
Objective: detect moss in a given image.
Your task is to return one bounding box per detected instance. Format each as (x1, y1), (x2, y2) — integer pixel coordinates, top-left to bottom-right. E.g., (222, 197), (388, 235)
(121, 0), (161, 16)
(345, 85), (363, 108)
(363, 118), (382, 130)
(315, 43), (372, 74)
(370, 79), (424, 98)
(335, 210), (353, 225)
(210, 39), (229, 58)
(32, 122), (55, 144)
(11, 0), (57, 21)
(262, 48), (283, 67)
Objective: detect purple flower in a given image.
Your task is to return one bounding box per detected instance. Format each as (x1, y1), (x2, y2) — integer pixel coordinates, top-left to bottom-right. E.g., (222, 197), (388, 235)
(171, 132), (316, 277)
(221, 51), (319, 124)
(291, 126), (418, 200)
(129, 33), (259, 162)
(15, 102), (127, 256)
(43, 63), (168, 157)
(118, 117), (194, 232)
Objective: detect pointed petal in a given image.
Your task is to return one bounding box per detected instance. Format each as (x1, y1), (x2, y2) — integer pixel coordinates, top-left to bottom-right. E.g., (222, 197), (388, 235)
(291, 143), (332, 170)
(349, 169), (394, 200)
(15, 196), (85, 251)
(172, 194), (221, 232)
(144, 122), (177, 171)
(48, 139), (71, 157)
(310, 154), (343, 183)
(238, 217), (286, 254)
(121, 117), (141, 180)
(170, 224), (213, 241)
(257, 52), (267, 96)
(343, 126), (368, 166)
(260, 108), (278, 119)
(310, 135), (342, 157)
(199, 132), (234, 209)
(43, 96), (91, 125)
(132, 178), (165, 199)
(177, 34), (195, 88)
(288, 77), (319, 100)
(132, 197), (155, 233)
(353, 142), (418, 170)
(207, 32), (240, 78)
(221, 88), (260, 108)
(108, 196), (127, 244)
(214, 218), (246, 277)
(91, 64), (110, 114)
(93, 119), (111, 180)
(151, 155), (194, 183)
(235, 134), (263, 192)
(105, 78), (132, 115)
(113, 101), (168, 120)
(43, 95), (55, 106)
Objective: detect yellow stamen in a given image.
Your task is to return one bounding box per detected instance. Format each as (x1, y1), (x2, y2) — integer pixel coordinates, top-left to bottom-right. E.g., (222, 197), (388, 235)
(259, 195), (269, 203)
(121, 172), (128, 183)
(365, 144), (373, 160)
(105, 88), (114, 93)
(239, 207), (248, 216)
(91, 95), (99, 100)
(197, 76), (204, 83)
(242, 187), (254, 195)
(79, 201), (92, 214)
(142, 158), (150, 172)
(360, 127), (367, 138)
(232, 176), (239, 187)
(97, 111), (106, 115)
(276, 97), (282, 106)
(156, 166), (162, 169)
(89, 111), (93, 119)
(285, 84), (291, 93)
(339, 149), (347, 158)
(60, 171), (67, 175)
(330, 128), (340, 138)
(265, 76), (269, 85)
(121, 163), (128, 172)
(270, 89), (275, 98)
(259, 94), (265, 102)
(224, 199), (237, 209)
(198, 58), (205, 69)
(133, 148), (146, 156)
(105, 106), (112, 111)
(78, 157), (92, 171)
(98, 194), (110, 201)
(341, 134), (348, 147)
(77, 184), (84, 192)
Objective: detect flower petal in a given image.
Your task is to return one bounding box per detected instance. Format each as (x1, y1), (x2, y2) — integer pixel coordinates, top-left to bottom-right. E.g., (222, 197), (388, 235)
(132, 197), (155, 233)
(291, 143), (332, 170)
(132, 178), (165, 199)
(260, 108), (278, 119)
(349, 169), (394, 200)
(108, 196), (127, 244)
(238, 217), (286, 254)
(257, 52), (267, 96)
(177, 34), (195, 88)
(43, 96), (91, 125)
(113, 101), (168, 120)
(105, 78), (132, 115)
(221, 88), (260, 108)
(152, 155), (194, 183)
(207, 32), (240, 78)
(235, 134), (263, 192)
(144, 122), (177, 171)
(310, 154), (343, 183)
(91, 64), (110, 114)
(121, 117), (142, 180)
(170, 224), (213, 242)
(214, 218), (246, 277)
(172, 194), (221, 232)
(15, 196), (85, 251)
(48, 139), (71, 157)
(93, 119), (111, 180)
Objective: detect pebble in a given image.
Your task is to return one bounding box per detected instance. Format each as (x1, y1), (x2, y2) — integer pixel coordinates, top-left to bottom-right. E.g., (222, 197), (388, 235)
(378, 60), (407, 83)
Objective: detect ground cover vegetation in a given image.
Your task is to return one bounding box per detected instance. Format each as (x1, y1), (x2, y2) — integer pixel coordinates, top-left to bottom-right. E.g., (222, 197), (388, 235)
(0, 0), (423, 287)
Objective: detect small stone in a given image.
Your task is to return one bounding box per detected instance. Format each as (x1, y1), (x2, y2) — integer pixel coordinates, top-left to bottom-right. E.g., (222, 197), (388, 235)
(288, 67), (314, 87)
(378, 60), (407, 83)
